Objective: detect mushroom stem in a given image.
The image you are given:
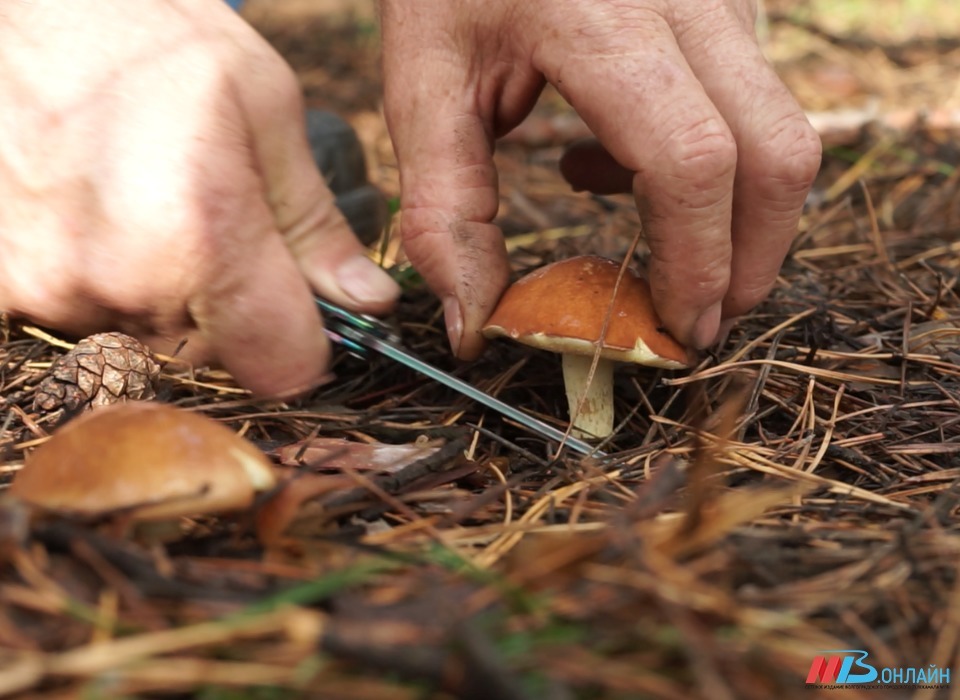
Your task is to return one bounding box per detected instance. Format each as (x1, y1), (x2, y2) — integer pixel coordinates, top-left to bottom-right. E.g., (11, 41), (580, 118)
(561, 353), (615, 439)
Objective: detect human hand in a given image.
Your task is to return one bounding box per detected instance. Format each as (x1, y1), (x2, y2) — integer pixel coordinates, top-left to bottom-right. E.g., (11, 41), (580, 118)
(381, 0), (821, 358)
(0, 0), (399, 397)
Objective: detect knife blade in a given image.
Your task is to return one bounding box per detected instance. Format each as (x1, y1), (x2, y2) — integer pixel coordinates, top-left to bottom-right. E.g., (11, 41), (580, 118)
(316, 298), (604, 458)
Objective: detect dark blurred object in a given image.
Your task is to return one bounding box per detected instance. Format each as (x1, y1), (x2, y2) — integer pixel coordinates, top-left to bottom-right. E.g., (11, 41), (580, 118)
(306, 110), (387, 245)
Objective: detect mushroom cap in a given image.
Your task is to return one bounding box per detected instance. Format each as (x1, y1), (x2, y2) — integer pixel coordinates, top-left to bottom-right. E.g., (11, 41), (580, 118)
(481, 255), (690, 368)
(11, 402), (276, 521)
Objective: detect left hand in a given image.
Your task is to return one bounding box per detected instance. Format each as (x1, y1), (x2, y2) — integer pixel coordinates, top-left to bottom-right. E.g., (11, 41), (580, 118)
(0, 0), (399, 397)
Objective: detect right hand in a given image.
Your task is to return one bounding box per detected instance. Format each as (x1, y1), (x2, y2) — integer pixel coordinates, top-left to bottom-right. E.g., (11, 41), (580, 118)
(381, 0), (821, 357)
(0, 0), (399, 398)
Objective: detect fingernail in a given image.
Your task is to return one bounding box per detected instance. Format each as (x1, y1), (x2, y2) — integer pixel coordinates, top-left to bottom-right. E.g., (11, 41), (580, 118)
(443, 295), (463, 356)
(335, 255), (400, 306)
(691, 303), (722, 350)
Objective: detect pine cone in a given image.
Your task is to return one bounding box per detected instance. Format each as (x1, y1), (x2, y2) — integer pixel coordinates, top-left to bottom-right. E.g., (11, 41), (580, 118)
(34, 333), (161, 412)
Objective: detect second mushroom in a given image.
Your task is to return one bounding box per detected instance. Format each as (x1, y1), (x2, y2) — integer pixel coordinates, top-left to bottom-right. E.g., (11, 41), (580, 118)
(482, 255), (690, 439)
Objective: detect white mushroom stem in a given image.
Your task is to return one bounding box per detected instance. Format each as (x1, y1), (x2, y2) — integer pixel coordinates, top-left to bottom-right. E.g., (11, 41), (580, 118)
(561, 353), (615, 439)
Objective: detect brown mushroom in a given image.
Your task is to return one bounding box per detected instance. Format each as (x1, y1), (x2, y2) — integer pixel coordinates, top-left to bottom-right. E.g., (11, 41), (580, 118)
(10, 402), (275, 523)
(482, 255), (689, 439)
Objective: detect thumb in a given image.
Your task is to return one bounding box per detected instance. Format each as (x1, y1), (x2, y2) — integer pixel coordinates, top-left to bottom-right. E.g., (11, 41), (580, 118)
(238, 59), (400, 316)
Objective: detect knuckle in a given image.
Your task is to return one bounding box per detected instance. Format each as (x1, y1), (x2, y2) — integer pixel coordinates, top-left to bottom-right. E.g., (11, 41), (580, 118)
(282, 195), (349, 254)
(754, 114), (823, 190)
(399, 205), (446, 246)
(663, 118), (738, 187)
(266, 65), (304, 116)
(238, 49), (304, 120)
